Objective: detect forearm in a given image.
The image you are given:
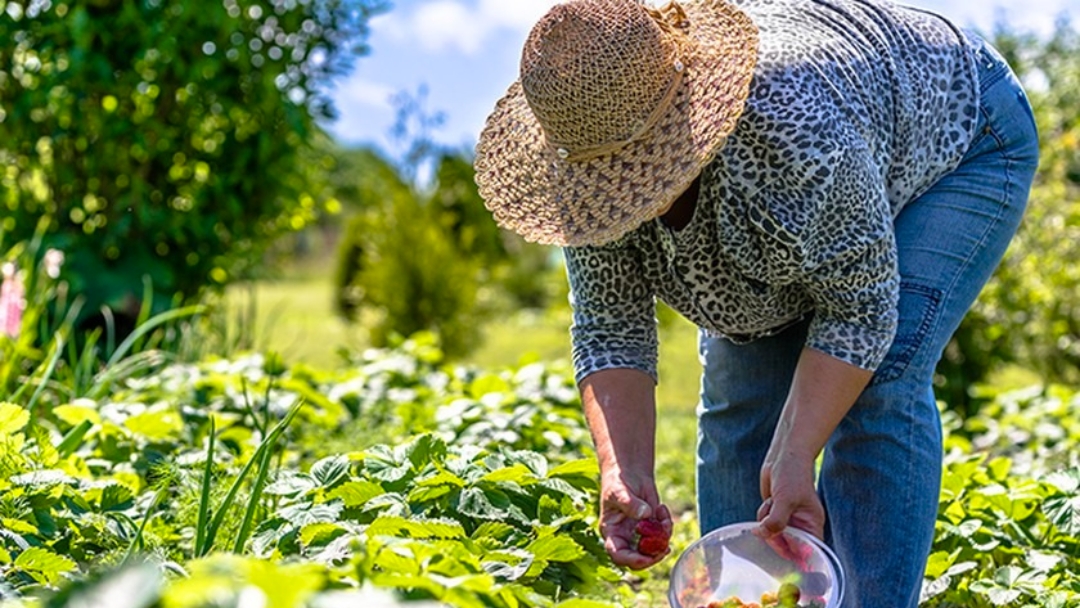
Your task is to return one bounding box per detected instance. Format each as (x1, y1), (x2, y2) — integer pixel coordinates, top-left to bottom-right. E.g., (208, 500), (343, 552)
(580, 368), (657, 475)
(775, 347), (873, 460)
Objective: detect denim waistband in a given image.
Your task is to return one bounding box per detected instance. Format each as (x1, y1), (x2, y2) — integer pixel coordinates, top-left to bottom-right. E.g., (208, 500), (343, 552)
(963, 29), (1012, 91)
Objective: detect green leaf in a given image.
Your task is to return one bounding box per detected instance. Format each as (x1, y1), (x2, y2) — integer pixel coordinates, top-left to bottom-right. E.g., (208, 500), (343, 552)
(986, 587), (1022, 606)
(555, 600), (621, 608)
(925, 550), (958, 579)
(366, 515), (465, 540)
(0, 403), (29, 435)
(124, 409), (183, 442)
(527, 535), (586, 563)
(299, 523), (346, 548)
(471, 522), (516, 542)
(278, 502), (344, 528)
(402, 434), (447, 469)
(14, 547), (77, 584)
(100, 483), (135, 512)
(327, 480), (385, 508)
(987, 457), (1012, 481)
(457, 487), (528, 524)
(2, 518), (37, 534)
(311, 455), (350, 488)
(52, 403), (101, 428)
(548, 459), (599, 479)
(264, 473), (318, 497)
(1044, 494), (1080, 537)
(468, 374), (511, 399)
(482, 464), (535, 485)
(10, 470), (74, 488)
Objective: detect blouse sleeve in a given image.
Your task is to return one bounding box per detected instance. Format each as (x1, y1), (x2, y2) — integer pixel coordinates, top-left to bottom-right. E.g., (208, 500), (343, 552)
(563, 242), (659, 385)
(751, 143), (900, 371)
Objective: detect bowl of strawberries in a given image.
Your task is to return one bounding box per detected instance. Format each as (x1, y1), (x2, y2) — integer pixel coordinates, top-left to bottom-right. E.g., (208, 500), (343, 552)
(667, 522), (844, 608)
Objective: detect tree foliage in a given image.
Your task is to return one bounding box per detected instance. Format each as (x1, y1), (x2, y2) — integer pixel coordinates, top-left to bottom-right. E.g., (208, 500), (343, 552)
(0, 0), (386, 331)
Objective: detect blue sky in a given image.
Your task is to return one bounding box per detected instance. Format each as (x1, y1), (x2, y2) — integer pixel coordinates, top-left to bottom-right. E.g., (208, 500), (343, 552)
(322, 0), (1078, 157)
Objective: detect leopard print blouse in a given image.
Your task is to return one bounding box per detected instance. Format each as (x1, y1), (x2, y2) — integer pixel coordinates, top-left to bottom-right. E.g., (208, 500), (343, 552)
(564, 0), (979, 384)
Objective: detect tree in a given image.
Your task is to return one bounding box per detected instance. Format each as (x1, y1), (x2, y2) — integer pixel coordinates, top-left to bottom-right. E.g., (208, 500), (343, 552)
(0, 0), (388, 335)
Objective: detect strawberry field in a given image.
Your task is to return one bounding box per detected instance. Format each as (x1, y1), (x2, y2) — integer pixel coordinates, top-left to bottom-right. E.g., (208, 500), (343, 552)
(0, 330), (1078, 608)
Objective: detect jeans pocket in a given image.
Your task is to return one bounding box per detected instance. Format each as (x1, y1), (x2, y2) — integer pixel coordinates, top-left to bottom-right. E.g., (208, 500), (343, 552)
(870, 281), (943, 386)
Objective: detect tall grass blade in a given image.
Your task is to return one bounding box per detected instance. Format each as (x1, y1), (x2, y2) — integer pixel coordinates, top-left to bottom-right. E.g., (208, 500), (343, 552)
(194, 417), (216, 557)
(21, 332), (66, 413)
(121, 489), (164, 567)
(105, 305), (204, 369)
(56, 419), (93, 458)
(231, 437), (276, 553)
(199, 400), (303, 556)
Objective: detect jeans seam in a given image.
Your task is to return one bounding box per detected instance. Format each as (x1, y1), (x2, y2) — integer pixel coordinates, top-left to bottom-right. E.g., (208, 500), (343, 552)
(924, 146), (1013, 368)
(869, 282), (941, 386)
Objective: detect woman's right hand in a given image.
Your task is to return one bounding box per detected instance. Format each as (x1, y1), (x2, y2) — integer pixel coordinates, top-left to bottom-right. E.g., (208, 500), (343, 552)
(598, 467), (673, 569)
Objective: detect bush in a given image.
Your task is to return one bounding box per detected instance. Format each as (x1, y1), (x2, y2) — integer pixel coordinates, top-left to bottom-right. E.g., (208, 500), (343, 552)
(0, 0), (386, 333)
(334, 150), (560, 358)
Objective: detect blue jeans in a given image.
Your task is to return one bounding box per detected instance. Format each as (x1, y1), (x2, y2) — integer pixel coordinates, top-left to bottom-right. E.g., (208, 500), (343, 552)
(695, 36), (1039, 608)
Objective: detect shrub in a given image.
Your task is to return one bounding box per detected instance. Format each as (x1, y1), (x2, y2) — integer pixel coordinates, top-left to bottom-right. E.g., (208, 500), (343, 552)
(0, 0), (386, 333)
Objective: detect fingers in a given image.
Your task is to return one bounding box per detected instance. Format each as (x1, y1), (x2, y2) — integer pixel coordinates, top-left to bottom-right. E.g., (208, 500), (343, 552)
(758, 495), (791, 537)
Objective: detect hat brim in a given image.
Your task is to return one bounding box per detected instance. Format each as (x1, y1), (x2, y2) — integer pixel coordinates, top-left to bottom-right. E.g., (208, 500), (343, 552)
(474, 0), (759, 247)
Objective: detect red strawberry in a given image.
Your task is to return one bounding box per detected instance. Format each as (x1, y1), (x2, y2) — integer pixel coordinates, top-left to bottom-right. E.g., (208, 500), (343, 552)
(634, 517), (670, 557)
(635, 517), (665, 538)
(637, 534), (669, 556)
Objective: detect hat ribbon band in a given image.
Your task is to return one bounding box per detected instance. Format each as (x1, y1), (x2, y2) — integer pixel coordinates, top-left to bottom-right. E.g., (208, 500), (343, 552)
(559, 66), (686, 163)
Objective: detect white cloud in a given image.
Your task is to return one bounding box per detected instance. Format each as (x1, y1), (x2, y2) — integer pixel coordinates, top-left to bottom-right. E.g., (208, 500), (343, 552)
(333, 77), (396, 108)
(382, 0), (561, 55)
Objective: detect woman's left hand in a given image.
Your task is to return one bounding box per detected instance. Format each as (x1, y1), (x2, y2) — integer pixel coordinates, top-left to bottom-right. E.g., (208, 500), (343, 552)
(756, 442), (825, 541)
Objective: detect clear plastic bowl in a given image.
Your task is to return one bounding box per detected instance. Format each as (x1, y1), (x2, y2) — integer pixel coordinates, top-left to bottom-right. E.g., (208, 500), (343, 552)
(668, 522), (845, 608)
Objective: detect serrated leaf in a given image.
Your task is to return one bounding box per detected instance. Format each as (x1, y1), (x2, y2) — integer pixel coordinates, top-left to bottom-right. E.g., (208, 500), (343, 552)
(278, 502), (344, 528)
(527, 535), (586, 563)
(500, 451), (548, 478)
(2, 518), (37, 535)
(472, 522), (516, 541)
(0, 546), (9, 564)
(1044, 494), (1080, 537)
(407, 484), (455, 504)
(366, 515), (465, 540)
(14, 547), (76, 583)
(10, 470), (74, 488)
(100, 483), (135, 512)
(482, 464), (535, 485)
(311, 455), (350, 488)
(300, 523), (346, 548)
(0, 403), (29, 435)
(457, 487), (528, 524)
(361, 493), (411, 518)
(548, 459), (599, 479)
(264, 473), (318, 497)
(327, 480), (385, 508)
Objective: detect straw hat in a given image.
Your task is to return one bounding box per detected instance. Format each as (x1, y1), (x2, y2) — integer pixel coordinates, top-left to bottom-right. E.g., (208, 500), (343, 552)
(474, 0), (759, 247)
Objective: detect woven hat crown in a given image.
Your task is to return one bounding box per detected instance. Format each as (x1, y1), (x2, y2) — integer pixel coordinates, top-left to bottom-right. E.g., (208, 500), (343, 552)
(520, 0), (688, 160)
